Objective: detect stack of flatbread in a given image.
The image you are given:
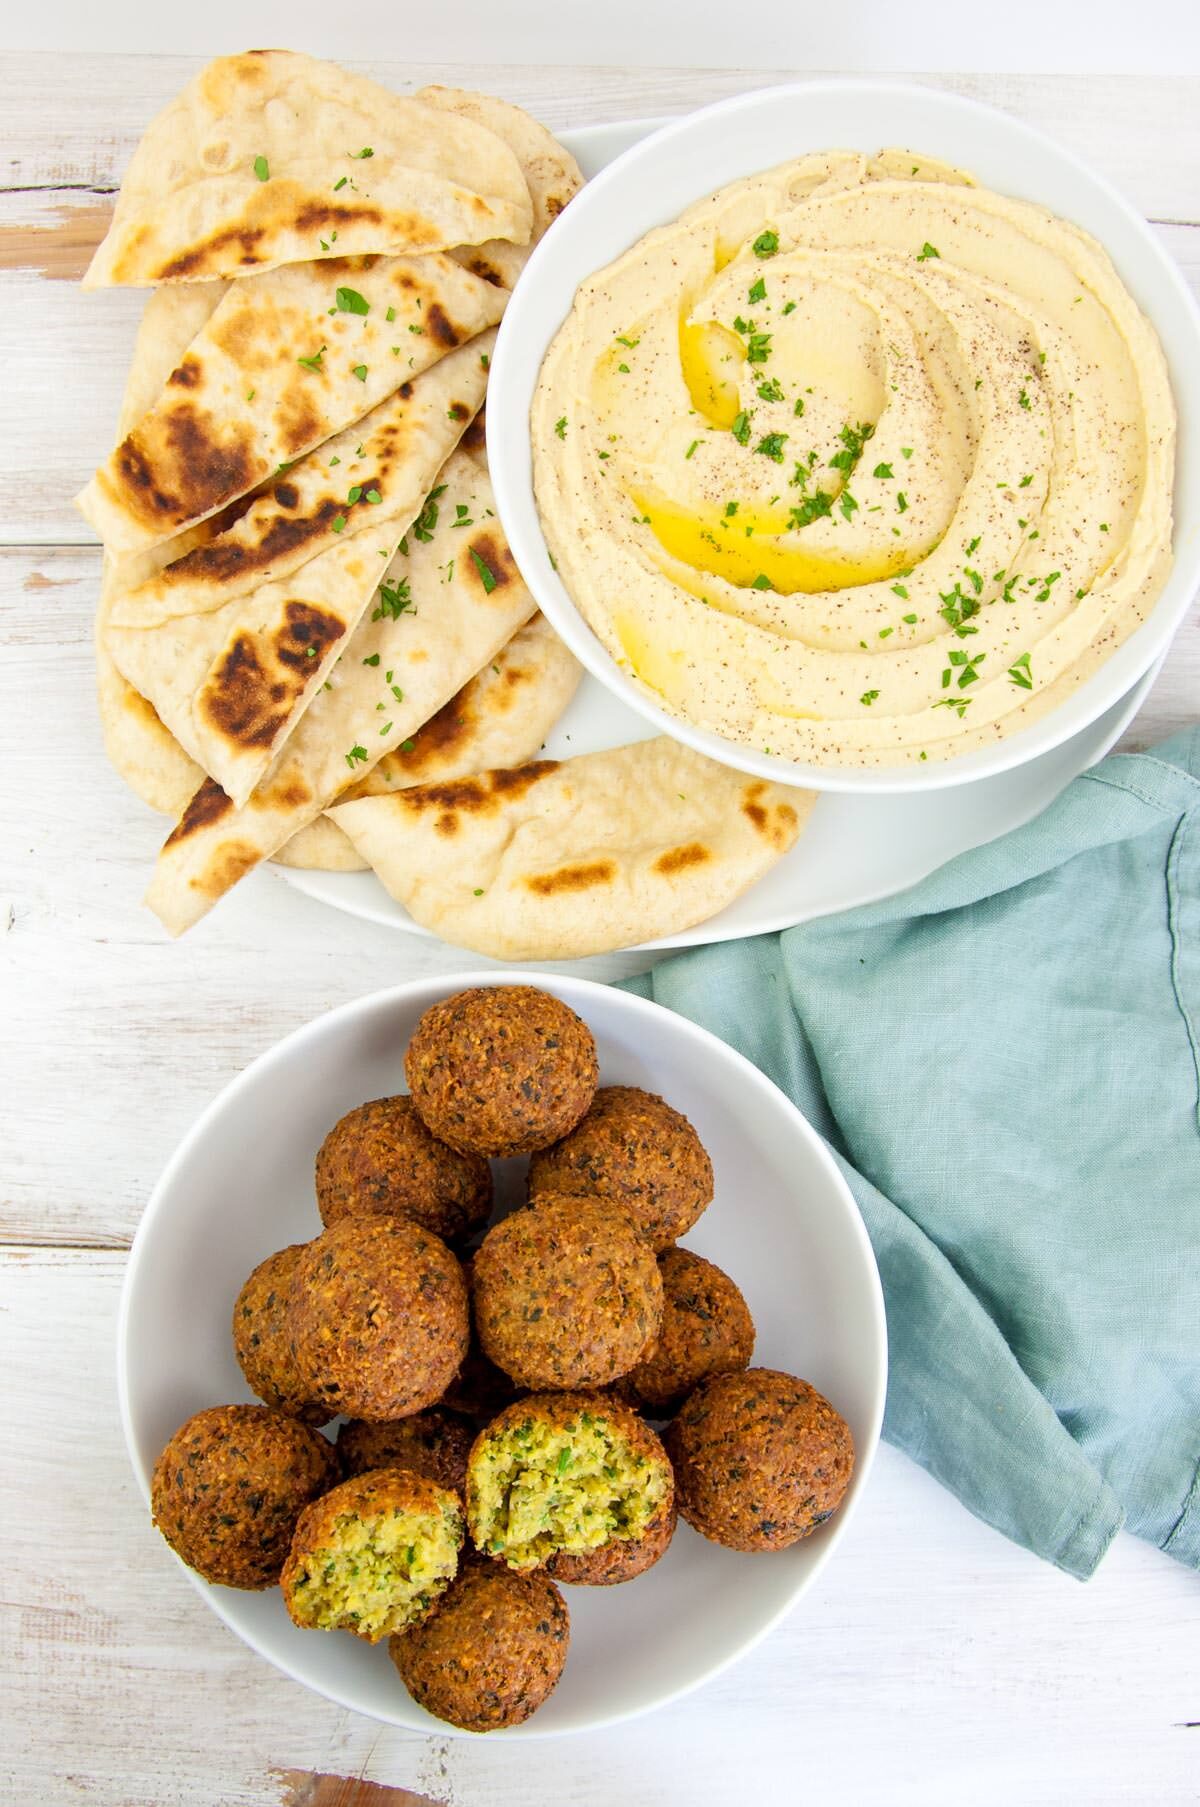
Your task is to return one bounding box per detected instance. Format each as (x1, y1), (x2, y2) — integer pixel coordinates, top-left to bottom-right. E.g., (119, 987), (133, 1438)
(85, 51), (815, 958)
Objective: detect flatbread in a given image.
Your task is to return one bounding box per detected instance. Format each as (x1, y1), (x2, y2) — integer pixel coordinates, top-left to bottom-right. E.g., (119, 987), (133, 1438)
(276, 612), (582, 869)
(329, 739), (815, 960)
(104, 336), (493, 810)
(97, 285), (225, 814)
(79, 252), (505, 557)
(84, 51), (532, 287)
(144, 433), (539, 935)
(416, 87), (583, 289)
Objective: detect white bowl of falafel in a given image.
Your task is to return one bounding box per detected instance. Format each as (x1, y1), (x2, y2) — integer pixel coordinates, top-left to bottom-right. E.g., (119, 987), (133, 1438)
(118, 974), (886, 1737)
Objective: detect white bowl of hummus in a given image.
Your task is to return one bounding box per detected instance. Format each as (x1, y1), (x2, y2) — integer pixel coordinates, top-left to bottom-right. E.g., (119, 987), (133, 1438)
(488, 82), (1199, 791)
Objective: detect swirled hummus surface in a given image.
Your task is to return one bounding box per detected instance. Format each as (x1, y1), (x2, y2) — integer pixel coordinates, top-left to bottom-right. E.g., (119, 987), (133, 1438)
(532, 150), (1175, 766)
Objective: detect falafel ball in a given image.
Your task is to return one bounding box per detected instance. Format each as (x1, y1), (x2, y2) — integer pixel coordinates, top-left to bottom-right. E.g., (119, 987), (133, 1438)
(151, 1403), (337, 1590)
(337, 1408), (476, 1495)
(545, 1497), (677, 1586)
(390, 1559), (569, 1732)
(528, 1086), (713, 1250)
(472, 1198), (662, 1390)
(664, 1368), (854, 1552)
(282, 1467), (463, 1642)
(467, 1392), (673, 1572)
(288, 1215), (469, 1421)
(231, 1244), (328, 1425)
(405, 987), (598, 1158)
(621, 1248), (755, 1417)
(315, 1095), (492, 1242)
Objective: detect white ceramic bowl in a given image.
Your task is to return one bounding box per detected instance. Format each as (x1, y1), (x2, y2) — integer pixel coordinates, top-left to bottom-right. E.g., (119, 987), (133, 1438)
(488, 80), (1200, 795)
(117, 972), (886, 1737)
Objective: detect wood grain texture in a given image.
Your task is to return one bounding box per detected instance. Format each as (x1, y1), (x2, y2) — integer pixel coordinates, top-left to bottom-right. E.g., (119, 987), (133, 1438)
(3, 1251), (1197, 1807)
(3, 56), (1199, 1807)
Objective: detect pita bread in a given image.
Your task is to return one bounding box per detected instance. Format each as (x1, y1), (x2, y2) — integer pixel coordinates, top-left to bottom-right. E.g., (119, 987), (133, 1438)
(79, 252), (505, 557)
(329, 739), (815, 960)
(97, 285), (225, 813)
(276, 612), (582, 869)
(144, 434), (539, 935)
(104, 336), (493, 809)
(84, 51), (532, 288)
(416, 87), (583, 289)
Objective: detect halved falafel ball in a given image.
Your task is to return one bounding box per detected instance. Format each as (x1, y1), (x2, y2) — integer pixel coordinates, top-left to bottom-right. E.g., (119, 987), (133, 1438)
(528, 1086), (713, 1250)
(405, 987), (598, 1157)
(337, 1408), (476, 1495)
(390, 1559), (569, 1732)
(621, 1248), (755, 1417)
(472, 1198), (662, 1390)
(315, 1095), (492, 1242)
(664, 1368), (854, 1552)
(288, 1215), (469, 1421)
(151, 1403), (337, 1590)
(282, 1467), (463, 1642)
(545, 1497), (677, 1586)
(232, 1244), (328, 1425)
(467, 1392), (673, 1572)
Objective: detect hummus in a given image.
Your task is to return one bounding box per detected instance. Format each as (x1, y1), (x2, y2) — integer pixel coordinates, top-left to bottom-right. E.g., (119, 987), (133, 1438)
(532, 150), (1175, 766)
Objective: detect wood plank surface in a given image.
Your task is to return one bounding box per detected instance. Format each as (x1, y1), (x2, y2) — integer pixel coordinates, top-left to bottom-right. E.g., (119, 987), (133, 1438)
(3, 52), (1199, 1807)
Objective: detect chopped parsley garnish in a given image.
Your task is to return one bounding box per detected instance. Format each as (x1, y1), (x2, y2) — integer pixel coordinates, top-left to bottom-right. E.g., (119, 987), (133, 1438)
(335, 286), (370, 315)
(470, 547), (498, 593)
(409, 323), (425, 334)
(366, 488), (382, 505)
(896, 491), (909, 513)
(1008, 652), (1033, 690)
(297, 346), (326, 371)
(347, 485), (363, 504)
(685, 439), (699, 459)
(839, 489), (859, 520)
(253, 155), (270, 182)
(1019, 473), (1033, 488)
(345, 744), (368, 768)
(892, 583), (909, 599)
(755, 432), (788, 462)
(333, 175), (348, 192)
(748, 276), (767, 303)
(616, 334), (640, 348)
(555, 415), (567, 439)
(751, 573), (774, 590)
(363, 653), (381, 666)
(790, 491), (833, 528)
(793, 397), (805, 417)
(373, 576), (413, 620)
(745, 331), (772, 364)
(386, 306), (396, 323)
(731, 410), (752, 446)
(1018, 388), (1031, 410)
(782, 300), (797, 315)
(756, 377), (784, 403)
(873, 462), (894, 480)
(860, 689), (880, 706)
(916, 242), (940, 261)
(902, 612), (918, 624)
(617, 362), (631, 374)
(828, 420), (875, 477)
(352, 146), (374, 159)
(352, 364), (368, 381)
(938, 584), (981, 635)
(753, 229), (779, 257)
(331, 512), (347, 532)
(412, 484), (447, 544)
(934, 696), (972, 717)
(945, 648), (986, 689)
(901, 445), (913, 459)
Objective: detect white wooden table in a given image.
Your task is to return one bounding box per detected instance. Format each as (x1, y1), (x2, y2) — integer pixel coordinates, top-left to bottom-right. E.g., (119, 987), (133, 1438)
(2, 55), (1198, 1807)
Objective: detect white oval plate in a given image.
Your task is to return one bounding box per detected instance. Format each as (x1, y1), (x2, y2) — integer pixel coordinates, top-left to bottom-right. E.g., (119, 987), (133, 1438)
(279, 117), (1161, 953)
(118, 972), (886, 1736)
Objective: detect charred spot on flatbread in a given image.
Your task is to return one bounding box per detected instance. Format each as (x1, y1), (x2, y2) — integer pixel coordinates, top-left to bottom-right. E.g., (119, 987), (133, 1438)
(292, 201), (388, 236)
(741, 782), (799, 849)
(654, 842), (712, 877)
(157, 498), (345, 588)
(425, 302), (461, 348)
(396, 761), (559, 835)
(164, 778), (233, 847)
(166, 357), (202, 389)
(155, 224), (267, 281)
(199, 600), (344, 750)
(461, 411), (487, 456)
(525, 860), (617, 896)
(118, 403), (260, 528)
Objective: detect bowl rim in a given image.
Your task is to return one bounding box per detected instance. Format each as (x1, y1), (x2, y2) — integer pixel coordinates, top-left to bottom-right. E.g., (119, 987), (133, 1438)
(116, 968), (888, 1738)
(487, 76), (1200, 796)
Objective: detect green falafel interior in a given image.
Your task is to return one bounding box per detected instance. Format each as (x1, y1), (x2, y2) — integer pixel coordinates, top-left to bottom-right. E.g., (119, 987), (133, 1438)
(287, 1493), (463, 1642)
(469, 1406), (670, 1571)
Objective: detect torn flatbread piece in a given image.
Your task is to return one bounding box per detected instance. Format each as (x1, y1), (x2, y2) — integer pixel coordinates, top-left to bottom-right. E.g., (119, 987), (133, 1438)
(416, 87), (583, 289)
(79, 252), (505, 556)
(105, 337), (492, 807)
(277, 612), (582, 869)
(144, 434), (538, 934)
(84, 50), (532, 288)
(329, 739), (815, 960)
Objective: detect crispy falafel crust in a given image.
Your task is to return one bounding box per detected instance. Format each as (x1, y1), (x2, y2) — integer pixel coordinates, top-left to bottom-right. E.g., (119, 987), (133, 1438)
(528, 1085), (714, 1250)
(288, 1215), (469, 1421)
(337, 1408), (476, 1495)
(281, 1466), (464, 1642)
(151, 1403), (337, 1590)
(621, 1247), (755, 1416)
(315, 1095), (493, 1241)
(472, 1197), (663, 1389)
(545, 1497), (677, 1585)
(404, 986), (598, 1157)
(390, 1560), (569, 1732)
(232, 1243), (329, 1424)
(664, 1368), (854, 1552)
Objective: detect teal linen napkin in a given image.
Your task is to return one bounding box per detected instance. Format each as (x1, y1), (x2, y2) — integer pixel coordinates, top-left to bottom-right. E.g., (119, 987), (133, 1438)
(620, 727), (1200, 1579)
